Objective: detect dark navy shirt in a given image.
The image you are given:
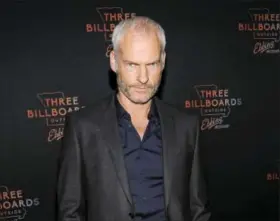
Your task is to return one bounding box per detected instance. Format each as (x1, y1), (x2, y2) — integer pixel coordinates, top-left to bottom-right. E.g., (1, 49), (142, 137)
(115, 97), (166, 221)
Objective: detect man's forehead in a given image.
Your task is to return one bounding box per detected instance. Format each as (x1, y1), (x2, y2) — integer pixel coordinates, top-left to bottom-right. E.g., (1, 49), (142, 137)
(119, 32), (160, 51)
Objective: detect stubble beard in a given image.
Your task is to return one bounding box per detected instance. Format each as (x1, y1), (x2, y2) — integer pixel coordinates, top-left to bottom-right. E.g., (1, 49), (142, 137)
(116, 74), (160, 105)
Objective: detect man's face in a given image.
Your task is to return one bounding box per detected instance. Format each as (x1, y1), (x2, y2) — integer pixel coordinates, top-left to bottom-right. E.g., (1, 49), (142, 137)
(110, 30), (165, 104)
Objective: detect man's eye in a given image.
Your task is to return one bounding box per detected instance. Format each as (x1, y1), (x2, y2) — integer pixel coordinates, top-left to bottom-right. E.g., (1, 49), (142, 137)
(128, 63), (135, 67)
(149, 62), (158, 67)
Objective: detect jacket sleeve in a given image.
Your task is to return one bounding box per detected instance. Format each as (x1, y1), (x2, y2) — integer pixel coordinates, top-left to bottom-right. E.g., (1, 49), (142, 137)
(57, 115), (85, 221)
(189, 118), (211, 221)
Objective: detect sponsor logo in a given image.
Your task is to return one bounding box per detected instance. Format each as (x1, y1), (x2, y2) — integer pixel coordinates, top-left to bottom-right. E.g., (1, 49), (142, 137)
(86, 7), (136, 57)
(266, 172), (279, 181)
(0, 186), (40, 220)
(238, 8), (280, 54)
(185, 84), (242, 130)
(26, 92), (85, 143)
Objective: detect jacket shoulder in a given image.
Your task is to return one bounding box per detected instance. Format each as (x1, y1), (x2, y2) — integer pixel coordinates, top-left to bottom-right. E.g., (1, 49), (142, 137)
(158, 100), (199, 149)
(65, 93), (112, 123)
(158, 99), (199, 125)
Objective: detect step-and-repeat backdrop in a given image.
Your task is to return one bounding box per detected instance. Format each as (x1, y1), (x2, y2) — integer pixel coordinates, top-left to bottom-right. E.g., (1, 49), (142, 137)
(1, 0), (279, 221)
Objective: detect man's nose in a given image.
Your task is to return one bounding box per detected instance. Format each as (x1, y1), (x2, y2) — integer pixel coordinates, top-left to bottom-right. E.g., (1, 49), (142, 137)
(137, 66), (149, 84)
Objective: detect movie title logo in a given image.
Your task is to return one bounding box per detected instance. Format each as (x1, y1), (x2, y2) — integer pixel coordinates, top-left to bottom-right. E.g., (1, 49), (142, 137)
(185, 85), (242, 131)
(26, 92), (85, 143)
(0, 186), (40, 220)
(86, 7), (136, 57)
(266, 172), (279, 181)
(238, 8), (280, 54)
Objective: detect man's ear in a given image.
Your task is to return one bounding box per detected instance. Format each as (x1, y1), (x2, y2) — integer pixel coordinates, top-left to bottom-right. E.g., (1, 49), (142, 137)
(109, 50), (118, 72)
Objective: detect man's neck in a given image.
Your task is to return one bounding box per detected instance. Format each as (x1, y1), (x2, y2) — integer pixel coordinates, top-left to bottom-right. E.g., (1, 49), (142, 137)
(117, 92), (152, 120)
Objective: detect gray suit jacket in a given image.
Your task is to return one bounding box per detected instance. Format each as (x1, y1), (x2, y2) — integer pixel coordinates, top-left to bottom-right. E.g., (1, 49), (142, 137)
(57, 94), (211, 221)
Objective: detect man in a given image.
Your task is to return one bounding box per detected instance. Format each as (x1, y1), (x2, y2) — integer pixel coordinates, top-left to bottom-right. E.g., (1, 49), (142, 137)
(57, 16), (211, 221)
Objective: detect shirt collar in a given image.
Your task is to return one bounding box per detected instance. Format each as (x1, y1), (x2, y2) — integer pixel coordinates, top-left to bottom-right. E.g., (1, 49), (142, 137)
(115, 93), (158, 121)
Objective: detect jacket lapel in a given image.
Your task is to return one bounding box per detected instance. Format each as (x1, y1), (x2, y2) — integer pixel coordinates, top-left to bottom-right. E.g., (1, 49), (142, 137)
(97, 95), (133, 205)
(155, 98), (179, 208)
